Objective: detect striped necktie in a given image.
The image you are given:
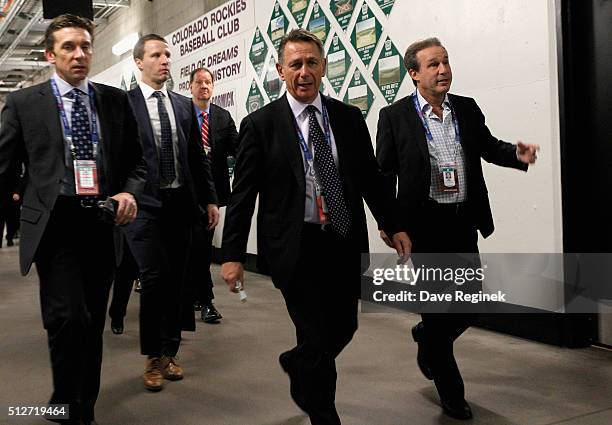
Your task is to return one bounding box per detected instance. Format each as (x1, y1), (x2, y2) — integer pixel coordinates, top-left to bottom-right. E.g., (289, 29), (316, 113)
(200, 111), (211, 154)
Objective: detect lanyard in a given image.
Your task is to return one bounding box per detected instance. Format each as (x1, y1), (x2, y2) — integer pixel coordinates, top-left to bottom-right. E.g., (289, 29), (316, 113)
(50, 78), (100, 159)
(294, 104), (332, 165)
(412, 91), (461, 145)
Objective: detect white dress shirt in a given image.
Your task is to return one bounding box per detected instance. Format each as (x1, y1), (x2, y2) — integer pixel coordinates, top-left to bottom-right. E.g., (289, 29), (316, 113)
(139, 82), (182, 189)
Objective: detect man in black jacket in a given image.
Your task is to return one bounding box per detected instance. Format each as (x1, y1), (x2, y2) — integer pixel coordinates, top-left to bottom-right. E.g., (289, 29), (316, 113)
(376, 37), (539, 420)
(189, 67), (238, 323)
(125, 34), (219, 392)
(0, 14), (146, 425)
(221, 29), (410, 425)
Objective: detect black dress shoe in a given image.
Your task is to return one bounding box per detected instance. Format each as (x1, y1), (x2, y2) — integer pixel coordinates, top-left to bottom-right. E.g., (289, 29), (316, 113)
(111, 320), (124, 335)
(279, 352), (310, 414)
(412, 322), (433, 380)
(201, 304), (222, 323)
(441, 398), (473, 420)
(6, 239), (14, 246)
(193, 301), (203, 311)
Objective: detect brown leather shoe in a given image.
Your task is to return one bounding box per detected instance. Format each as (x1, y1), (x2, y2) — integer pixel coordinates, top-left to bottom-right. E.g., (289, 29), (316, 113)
(160, 355), (184, 381)
(143, 357), (164, 391)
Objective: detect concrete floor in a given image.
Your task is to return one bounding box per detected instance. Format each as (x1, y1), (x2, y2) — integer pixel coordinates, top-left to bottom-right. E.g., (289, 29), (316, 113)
(2, 242), (612, 425)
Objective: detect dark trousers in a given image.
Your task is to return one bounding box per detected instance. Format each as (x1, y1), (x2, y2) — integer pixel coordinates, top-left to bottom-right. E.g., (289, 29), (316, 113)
(412, 201), (479, 403)
(108, 243), (139, 323)
(123, 188), (192, 357)
(279, 224), (359, 425)
(190, 221), (215, 304)
(0, 195), (19, 244)
(35, 197), (115, 422)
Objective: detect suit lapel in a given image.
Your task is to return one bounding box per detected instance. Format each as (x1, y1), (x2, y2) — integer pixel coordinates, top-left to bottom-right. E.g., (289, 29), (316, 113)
(168, 91), (189, 168)
(90, 83), (112, 174)
(404, 95), (429, 163)
(39, 81), (64, 154)
(277, 95), (306, 185)
(129, 87), (156, 152)
(208, 104), (219, 151)
(321, 95), (352, 194)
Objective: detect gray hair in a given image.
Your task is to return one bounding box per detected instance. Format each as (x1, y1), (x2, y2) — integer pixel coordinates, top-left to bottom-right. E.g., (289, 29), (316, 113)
(404, 37), (444, 86)
(277, 28), (324, 65)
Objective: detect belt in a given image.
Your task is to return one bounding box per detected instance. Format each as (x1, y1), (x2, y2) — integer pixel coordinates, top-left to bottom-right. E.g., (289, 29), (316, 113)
(56, 195), (102, 209)
(425, 200), (469, 215)
(303, 222), (333, 233)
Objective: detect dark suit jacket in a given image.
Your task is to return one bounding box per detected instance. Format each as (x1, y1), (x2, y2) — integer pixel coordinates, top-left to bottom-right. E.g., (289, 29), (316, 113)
(127, 87), (217, 218)
(0, 80), (147, 275)
(222, 94), (398, 288)
(206, 103), (238, 207)
(376, 93), (528, 239)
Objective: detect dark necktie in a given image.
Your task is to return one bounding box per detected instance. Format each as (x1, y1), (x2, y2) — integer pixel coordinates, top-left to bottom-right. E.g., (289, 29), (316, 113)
(152, 91), (176, 185)
(306, 105), (351, 237)
(69, 88), (93, 160)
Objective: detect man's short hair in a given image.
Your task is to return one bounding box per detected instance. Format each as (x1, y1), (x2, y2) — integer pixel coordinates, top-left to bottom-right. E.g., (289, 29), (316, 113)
(189, 67), (214, 84)
(278, 29), (324, 65)
(404, 37), (444, 86)
(44, 14), (94, 51)
(133, 34), (167, 60)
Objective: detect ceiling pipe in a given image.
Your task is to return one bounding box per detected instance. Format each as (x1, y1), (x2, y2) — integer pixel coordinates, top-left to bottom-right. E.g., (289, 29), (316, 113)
(0, 7), (43, 69)
(0, 0), (27, 41)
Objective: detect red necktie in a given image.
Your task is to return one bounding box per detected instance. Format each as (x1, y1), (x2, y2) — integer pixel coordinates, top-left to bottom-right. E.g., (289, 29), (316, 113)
(200, 111), (210, 154)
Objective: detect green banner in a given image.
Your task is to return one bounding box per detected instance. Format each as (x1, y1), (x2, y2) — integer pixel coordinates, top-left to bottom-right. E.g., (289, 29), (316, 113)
(350, 2), (382, 66)
(267, 1), (290, 50)
(307, 1), (331, 44)
(375, 0), (395, 16)
(329, 0), (357, 31)
(372, 37), (406, 104)
(249, 27), (269, 78)
(246, 79), (266, 113)
(288, 0), (309, 27)
(263, 57), (282, 101)
(326, 32), (351, 95)
(343, 67), (374, 118)
(130, 72), (138, 90)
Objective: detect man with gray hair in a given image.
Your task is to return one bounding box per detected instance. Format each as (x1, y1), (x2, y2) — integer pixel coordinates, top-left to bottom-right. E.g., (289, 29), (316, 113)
(376, 37), (539, 420)
(221, 29), (410, 425)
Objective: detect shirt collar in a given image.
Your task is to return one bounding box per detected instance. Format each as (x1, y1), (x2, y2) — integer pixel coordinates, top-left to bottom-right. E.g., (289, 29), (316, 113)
(416, 89), (451, 116)
(286, 91), (323, 120)
(194, 103), (210, 117)
(53, 73), (89, 96)
(139, 81), (169, 99)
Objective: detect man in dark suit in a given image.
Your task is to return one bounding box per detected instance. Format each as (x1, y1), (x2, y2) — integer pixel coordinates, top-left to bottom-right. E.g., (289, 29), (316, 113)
(0, 14), (146, 425)
(221, 29), (410, 425)
(124, 34), (219, 392)
(188, 67), (239, 323)
(376, 37), (539, 420)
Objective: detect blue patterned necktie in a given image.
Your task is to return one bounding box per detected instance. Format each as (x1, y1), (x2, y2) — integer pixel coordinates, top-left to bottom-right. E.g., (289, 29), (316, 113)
(152, 91), (176, 185)
(68, 88), (93, 160)
(306, 105), (351, 237)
